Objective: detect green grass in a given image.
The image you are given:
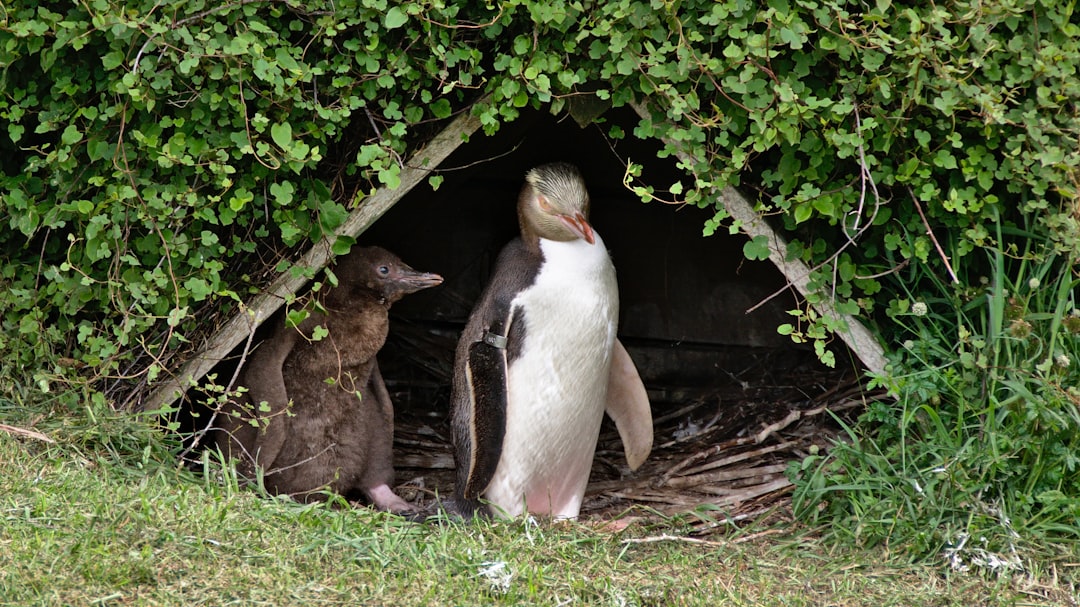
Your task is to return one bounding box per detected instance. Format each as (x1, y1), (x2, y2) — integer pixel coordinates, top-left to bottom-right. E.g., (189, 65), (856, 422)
(1, 390), (1076, 606)
(791, 227), (1080, 571)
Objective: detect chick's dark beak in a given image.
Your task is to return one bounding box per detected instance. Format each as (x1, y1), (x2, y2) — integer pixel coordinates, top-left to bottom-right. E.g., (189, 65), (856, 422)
(399, 270), (444, 294)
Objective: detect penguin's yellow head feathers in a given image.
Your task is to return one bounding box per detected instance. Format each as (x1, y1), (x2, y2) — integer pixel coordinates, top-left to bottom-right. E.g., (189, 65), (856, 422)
(519, 162), (594, 244)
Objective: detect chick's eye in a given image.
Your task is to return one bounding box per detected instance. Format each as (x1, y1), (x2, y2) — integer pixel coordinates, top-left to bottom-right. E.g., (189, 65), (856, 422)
(378, 266), (390, 276)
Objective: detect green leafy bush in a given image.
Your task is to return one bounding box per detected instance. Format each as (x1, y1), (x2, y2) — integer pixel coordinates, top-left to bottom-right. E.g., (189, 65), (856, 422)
(0, 0), (489, 394)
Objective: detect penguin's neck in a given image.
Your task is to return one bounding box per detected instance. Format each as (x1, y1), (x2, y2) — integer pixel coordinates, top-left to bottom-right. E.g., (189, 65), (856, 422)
(526, 232), (618, 340)
(535, 232), (610, 279)
(325, 288), (389, 312)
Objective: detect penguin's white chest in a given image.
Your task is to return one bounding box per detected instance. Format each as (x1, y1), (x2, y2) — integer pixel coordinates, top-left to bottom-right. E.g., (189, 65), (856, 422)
(486, 236), (618, 518)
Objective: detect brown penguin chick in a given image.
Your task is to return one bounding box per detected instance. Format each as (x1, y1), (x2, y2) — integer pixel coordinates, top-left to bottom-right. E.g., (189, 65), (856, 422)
(214, 246), (442, 512)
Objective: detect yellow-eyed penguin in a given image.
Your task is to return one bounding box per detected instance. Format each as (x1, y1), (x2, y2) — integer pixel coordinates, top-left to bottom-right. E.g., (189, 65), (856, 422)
(449, 162), (653, 519)
(214, 246), (442, 512)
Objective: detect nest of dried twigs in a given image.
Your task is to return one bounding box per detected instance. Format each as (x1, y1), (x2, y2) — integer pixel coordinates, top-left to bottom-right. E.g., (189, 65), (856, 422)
(381, 324), (874, 531)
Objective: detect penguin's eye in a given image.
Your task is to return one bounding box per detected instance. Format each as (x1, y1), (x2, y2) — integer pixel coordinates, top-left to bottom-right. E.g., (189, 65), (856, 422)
(377, 266), (390, 276)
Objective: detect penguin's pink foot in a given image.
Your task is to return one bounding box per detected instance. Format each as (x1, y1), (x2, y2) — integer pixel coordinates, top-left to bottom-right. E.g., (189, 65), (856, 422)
(365, 483), (415, 513)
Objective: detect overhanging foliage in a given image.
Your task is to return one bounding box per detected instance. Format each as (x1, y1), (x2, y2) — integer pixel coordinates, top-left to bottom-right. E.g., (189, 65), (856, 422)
(3, 0), (1077, 388)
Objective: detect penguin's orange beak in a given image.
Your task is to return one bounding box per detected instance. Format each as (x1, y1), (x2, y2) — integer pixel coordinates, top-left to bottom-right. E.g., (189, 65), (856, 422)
(557, 212), (595, 245)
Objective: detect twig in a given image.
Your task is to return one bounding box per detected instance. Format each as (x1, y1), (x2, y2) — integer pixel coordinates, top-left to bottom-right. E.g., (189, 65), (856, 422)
(907, 187), (960, 284)
(395, 452), (455, 469)
(653, 400), (716, 427)
(731, 528), (787, 544)
(418, 6), (504, 29)
(676, 441), (795, 478)
(754, 410), (802, 444)
(847, 105), (882, 243)
(0, 423), (55, 443)
(621, 533), (728, 548)
(688, 506), (776, 532)
(745, 101), (885, 315)
(658, 436), (756, 483)
(663, 463), (789, 490)
(660, 478), (793, 514)
(609, 491), (699, 506)
(755, 399), (863, 444)
(743, 268), (804, 315)
(621, 162), (686, 205)
(854, 258), (910, 280)
(586, 477), (653, 494)
(262, 442), (336, 477)
(176, 307), (262, 460)
(409, 139), (522, 174)
(132, 0), (272, 73)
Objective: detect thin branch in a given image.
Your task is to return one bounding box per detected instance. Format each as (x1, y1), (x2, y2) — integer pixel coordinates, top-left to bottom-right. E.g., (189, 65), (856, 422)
(417, 6), (504, 29)
(0, 423), (55, 443)
(658, 436), (757, 485)
(172, 0), (267, 29)
(745, 101), (884, 315)
(754, 398), (862, 443)
(621, 534), (728, 548)
(908, 187), (960, 284)
(238, 73), (282, 170)
(176, 308), (262, 461)
(421, 140), (522, 173)
(854, 258), (911, 280)
(847, 105), (882, 239)
(262, 442), (336, 477)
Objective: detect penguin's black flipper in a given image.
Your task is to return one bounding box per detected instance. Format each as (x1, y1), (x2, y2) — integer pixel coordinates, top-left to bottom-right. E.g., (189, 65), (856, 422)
(449, 239), (537, 516)
(459, 335), (508, 503)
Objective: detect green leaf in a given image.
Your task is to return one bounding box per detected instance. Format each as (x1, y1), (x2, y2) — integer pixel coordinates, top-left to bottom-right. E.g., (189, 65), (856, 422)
(318, 200), (349, 232)
(166, 306), (188, 327)
(270, 181), (295, 206)
(102, 50), (124, 70)
(8, 123), (24, 143)
(331, 235), (356, 256)
(794, 203), (813, 224)
(270, 122), (292, 150)
(280, 222), (303, 246)
(285, 309), (310, 329)
(228, 189), (254, 212)
(184, 277), (213, 301)
(61, 124), (82, 146)
(431, 98), (452, 119)
(378, 164), (401, 189)
(87, 139), (111, 161)
(385, 7), (408, 29)
(743, 235), (771, 261)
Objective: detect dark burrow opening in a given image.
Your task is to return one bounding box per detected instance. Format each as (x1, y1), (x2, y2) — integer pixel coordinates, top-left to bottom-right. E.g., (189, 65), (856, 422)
(346, 106), (874, 524)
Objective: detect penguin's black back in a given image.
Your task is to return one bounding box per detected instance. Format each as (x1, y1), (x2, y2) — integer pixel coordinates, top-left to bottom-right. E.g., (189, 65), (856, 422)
(449, 237), (540, 508)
